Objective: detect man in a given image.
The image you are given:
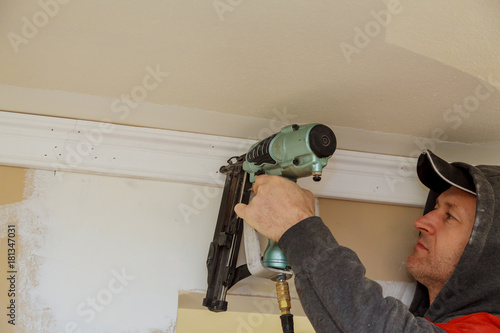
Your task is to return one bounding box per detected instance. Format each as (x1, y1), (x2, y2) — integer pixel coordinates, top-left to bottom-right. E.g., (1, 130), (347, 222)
(235, 149), (500, 332)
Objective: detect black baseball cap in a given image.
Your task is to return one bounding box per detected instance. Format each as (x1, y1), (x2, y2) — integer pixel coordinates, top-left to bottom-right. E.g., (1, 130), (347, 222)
(417, 150), (476, 196)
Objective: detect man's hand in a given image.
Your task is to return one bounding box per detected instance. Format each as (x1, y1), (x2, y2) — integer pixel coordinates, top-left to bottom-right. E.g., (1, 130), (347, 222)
(234, 174), (316, 242)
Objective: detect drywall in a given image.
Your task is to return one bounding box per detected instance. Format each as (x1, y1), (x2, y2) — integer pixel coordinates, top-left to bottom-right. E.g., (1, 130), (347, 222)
(0, 169), (225, 332)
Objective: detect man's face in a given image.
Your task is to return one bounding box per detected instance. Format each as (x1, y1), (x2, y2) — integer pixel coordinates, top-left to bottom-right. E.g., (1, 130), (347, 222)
(406, 186), (476, 292)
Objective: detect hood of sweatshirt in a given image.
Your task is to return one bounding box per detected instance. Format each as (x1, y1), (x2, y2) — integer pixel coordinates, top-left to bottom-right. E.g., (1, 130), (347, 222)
(409, 149), (500, 322)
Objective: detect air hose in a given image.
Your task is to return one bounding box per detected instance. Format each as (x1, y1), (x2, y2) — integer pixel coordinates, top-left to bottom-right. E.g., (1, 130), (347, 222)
(276, 275), (294, 333)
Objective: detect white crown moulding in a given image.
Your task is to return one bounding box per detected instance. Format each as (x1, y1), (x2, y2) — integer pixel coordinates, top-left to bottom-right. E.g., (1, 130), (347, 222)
(0, 111), (427, 206)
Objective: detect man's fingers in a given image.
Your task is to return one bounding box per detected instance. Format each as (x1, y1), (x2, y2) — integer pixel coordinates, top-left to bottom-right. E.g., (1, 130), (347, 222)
(252, 174), (269, 195)
(253, 174), (292, 195)
(234, 203), (247, 219)
(235, 202), (259, 231)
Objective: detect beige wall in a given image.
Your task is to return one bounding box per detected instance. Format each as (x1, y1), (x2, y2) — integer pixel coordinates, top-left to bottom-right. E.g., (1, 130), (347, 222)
(319, 198), (423, 282)
(0, 166), (26, 206)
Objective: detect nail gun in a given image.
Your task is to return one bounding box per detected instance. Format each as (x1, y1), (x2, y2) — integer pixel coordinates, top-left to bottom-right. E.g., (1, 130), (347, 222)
(203, 123), (336, 332)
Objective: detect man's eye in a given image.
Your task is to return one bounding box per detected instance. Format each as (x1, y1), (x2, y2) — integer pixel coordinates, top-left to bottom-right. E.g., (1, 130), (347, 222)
(447, 213), (455, 220)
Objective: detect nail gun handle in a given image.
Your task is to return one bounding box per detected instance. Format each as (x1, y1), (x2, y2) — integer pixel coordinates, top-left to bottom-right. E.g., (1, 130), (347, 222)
(243, 221), (293, 281)
(203, 156), (252, 312)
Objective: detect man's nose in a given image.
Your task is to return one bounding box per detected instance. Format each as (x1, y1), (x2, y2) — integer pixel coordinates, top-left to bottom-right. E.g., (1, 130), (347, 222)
(414, 210), (438, 235)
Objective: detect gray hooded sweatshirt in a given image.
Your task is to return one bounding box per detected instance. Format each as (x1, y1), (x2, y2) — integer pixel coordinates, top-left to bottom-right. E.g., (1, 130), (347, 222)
(279, 150), (500, 332)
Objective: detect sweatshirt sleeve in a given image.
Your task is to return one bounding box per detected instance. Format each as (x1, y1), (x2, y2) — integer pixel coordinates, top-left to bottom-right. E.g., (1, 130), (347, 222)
(278, 216), (446, 333)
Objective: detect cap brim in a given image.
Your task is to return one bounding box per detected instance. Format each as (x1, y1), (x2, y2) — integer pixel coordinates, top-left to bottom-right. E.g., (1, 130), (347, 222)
(417, 150), (476, 196)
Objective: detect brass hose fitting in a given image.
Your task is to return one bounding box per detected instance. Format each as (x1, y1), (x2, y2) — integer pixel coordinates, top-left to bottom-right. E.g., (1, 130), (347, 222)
(276, 275), (294, 333)
(276, 278), (292, 315)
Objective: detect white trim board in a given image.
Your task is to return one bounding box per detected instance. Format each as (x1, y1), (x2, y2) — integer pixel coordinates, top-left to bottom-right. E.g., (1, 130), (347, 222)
(0, 111), (427, 206)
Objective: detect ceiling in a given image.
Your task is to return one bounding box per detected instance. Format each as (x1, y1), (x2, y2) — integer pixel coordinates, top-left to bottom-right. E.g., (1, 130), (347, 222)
(1, 0), (499, 157)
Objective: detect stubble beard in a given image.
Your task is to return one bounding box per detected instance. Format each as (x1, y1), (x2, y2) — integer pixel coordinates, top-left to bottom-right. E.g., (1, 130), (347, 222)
(406, 249), (459, 293)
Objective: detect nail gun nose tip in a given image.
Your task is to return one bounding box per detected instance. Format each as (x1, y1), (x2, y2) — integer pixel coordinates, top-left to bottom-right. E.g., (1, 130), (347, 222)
(313, 175), (321, 182)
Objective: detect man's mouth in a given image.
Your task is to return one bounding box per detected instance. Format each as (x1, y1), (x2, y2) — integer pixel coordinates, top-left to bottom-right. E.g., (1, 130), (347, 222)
(416, 241), (428, 251)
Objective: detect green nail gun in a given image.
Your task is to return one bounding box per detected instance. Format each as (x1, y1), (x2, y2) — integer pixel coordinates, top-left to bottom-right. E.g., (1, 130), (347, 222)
(203, 123), (336, 332)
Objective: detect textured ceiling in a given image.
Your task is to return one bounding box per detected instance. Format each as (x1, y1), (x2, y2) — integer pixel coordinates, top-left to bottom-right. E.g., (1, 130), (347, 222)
(0, 0), (499, 145)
